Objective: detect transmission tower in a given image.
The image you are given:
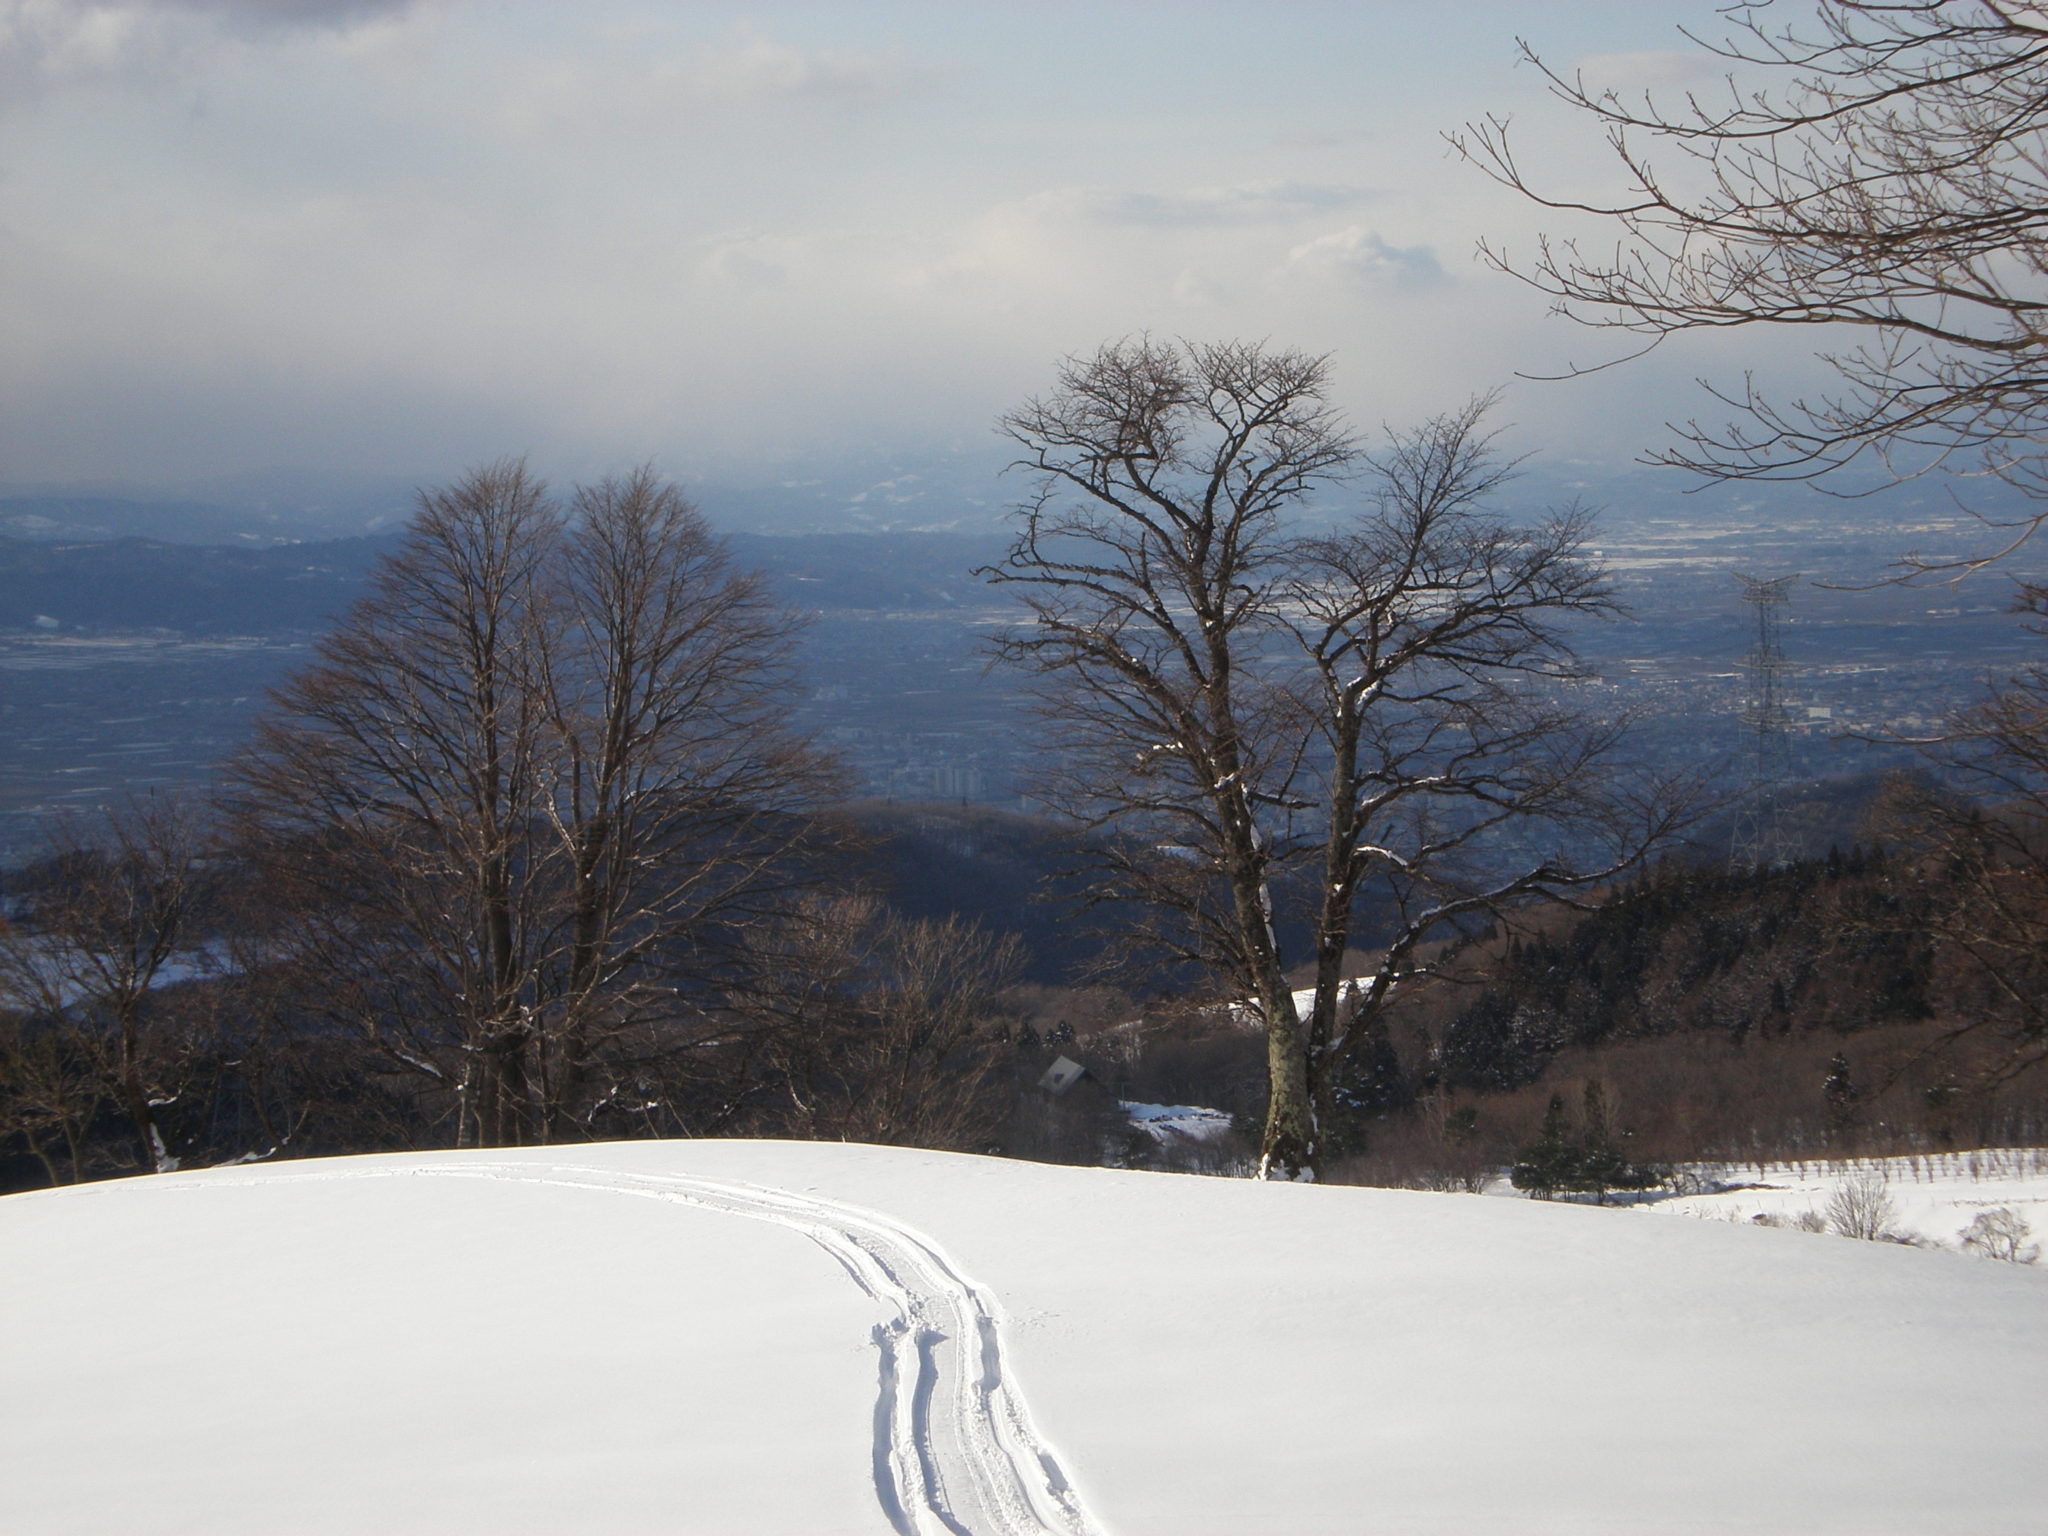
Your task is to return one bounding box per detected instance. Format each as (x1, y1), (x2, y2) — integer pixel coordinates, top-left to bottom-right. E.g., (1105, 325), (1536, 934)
(1729, 572), (1799, 869)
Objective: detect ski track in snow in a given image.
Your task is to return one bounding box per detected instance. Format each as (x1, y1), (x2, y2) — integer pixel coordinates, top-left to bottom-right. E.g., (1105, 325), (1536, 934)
(176, 1159), (1103, 1536)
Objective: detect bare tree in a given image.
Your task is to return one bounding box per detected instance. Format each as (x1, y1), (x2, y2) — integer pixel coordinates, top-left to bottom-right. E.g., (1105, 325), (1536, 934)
(1458, 2), (2048, 1126)
(986, 337), (1353, 1178)
(536, 469), (842, 1138)
(1454, 1), (2048, 569)
(987, 340), (1688, 1178)
(1280, 400), (1689, 1159)
(0, 796), (215, 1175)
(1826, 1169), (1900, 1240)
(1959, 1205), (2038, 1261)
(235, 462), (559, 1147)
(748, 897), (1025, 1151)
(231, 462), (838, 1148)
(0, 1007), (103, 1185)
(1878, 585), (2048, 1082)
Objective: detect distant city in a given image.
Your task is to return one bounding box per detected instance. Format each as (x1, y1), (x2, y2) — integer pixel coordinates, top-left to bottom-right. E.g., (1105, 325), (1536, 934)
(3, 456), (2043, 864)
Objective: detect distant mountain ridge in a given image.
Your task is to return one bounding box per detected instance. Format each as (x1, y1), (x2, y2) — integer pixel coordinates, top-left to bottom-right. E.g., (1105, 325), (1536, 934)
(0, 496), (392, 547)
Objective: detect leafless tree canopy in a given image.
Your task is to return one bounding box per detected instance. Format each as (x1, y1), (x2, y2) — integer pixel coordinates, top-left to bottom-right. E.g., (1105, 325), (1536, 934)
(1882, 582), (2048, 1081)
(1454, 1), (2048, 568)
(744, 896), (1026, 1151)
(987, 338), (1359, 1178)
(1280, 400), (1691, 1152)
(230, 463), (842, 1148)
(0, 796), (215, 1179)
(987, 339), (1692, 1178)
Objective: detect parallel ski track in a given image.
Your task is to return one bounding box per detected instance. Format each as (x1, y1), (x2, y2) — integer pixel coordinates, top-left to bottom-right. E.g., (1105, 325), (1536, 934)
(177, 1158), (1103, 1536)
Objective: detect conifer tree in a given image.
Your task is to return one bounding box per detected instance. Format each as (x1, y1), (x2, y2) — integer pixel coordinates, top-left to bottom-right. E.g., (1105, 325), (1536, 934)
(1574, 1077), (1660, 1201)
(1512, 1093), (1579, 1199)
(1824, 1052), (1860, 1148)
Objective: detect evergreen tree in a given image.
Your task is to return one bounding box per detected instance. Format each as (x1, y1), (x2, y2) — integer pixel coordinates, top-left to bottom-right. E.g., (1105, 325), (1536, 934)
(1824, 1052), (1859, 1146)
(1511, 1094), (1579, 1199)
(1577, 1078), (1622, 1199)
(1573, 1077), (1660, 1201)
(1511, 1079), (1662, 1201)
(1337, 1018), (1408, 1117)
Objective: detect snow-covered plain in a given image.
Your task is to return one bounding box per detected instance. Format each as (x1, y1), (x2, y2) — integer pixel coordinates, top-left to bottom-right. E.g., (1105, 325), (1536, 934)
(1634, 1149), (2048, 1251)
(5, 1140), (2046, 1535)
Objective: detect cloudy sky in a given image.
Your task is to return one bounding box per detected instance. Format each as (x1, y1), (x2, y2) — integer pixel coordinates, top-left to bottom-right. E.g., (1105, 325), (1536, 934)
(0, 0), (1768, 496)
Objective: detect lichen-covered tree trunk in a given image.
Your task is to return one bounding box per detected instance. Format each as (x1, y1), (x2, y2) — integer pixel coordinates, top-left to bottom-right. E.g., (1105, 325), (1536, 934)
(1259, 986), (1315, 1179)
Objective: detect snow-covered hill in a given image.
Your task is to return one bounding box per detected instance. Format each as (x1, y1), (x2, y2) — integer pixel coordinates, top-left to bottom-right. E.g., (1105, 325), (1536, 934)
(4, 1141), (2044, 1535)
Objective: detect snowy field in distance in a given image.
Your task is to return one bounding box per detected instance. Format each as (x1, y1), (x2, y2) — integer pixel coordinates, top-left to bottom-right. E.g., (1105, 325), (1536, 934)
(1119, 1101), (1234, 1147)
(1633, 1149), (2048, 1252)
(4, 1139), (2045, 1535)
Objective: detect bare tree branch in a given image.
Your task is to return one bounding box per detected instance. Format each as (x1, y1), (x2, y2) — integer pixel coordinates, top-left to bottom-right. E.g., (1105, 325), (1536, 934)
(986, 344), (1695, 1178)
(227, 462), (842, 1148)
(1451, 2), (2048, 571)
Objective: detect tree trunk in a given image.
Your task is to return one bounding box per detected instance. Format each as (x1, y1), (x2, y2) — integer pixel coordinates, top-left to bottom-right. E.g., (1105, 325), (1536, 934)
(21, 1126), (60, 1189)
(1259, 988), (1316, 1178)
(116, 1008), (169, 1174)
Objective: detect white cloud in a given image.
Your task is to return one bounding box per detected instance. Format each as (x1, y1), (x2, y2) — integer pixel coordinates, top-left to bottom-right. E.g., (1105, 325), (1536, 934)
(1020, 181), (1374, 230)
(495, 23), (955, 138)
(0, 0), (423, 99)
(1283, 227), (1446, 290)
(0, 1), (1748, 488)
(1171, 267), (1227, 308)
(0, 0), (151, 83)
(902, 183), (1388, 305)
(148, 0), (416, 26)
(669, 24), (950, 105)
(699, 232), (797, 288)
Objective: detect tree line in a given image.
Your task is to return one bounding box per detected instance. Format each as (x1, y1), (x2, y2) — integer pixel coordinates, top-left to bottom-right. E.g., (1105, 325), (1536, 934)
(0, 358), (1698, 1185)
(0, 470), (1032, 1184)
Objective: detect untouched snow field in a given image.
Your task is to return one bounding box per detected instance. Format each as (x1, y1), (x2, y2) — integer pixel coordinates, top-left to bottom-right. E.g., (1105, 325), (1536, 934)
(1632, 1149), (2048, 1251)
(5, 1141), (2046, 1535)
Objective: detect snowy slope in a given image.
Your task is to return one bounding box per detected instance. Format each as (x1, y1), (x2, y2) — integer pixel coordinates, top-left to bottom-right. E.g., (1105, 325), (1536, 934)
(4, 1141), (2045, 1536)
(1636, 1150), (2048, 1250)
